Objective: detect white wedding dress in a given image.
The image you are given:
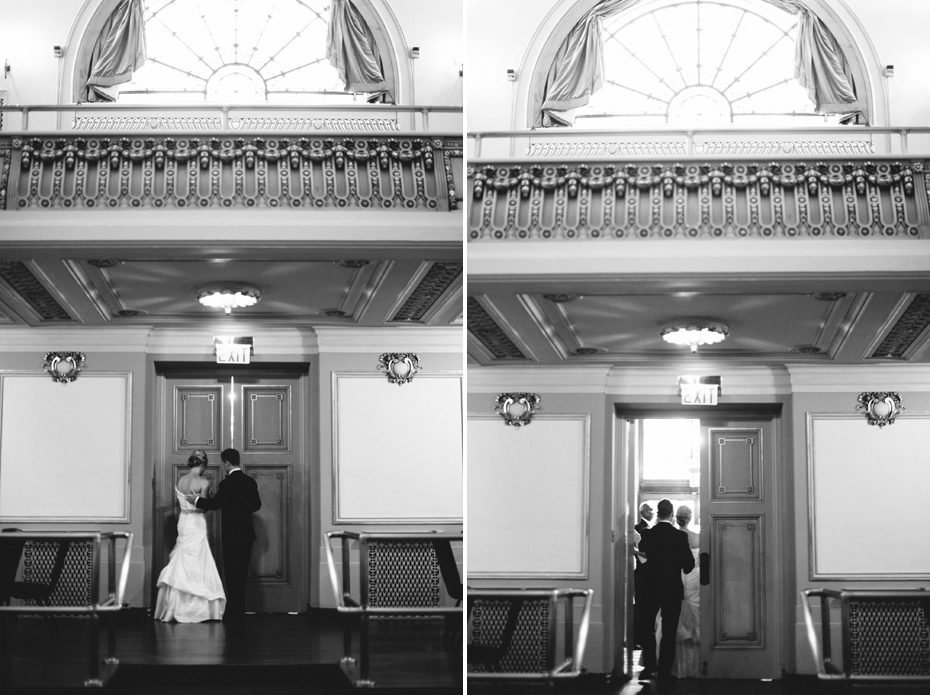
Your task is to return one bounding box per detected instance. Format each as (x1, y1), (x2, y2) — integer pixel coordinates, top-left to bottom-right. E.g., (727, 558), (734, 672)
(672, 547), (701, 677)
(154, 488), (226, 622)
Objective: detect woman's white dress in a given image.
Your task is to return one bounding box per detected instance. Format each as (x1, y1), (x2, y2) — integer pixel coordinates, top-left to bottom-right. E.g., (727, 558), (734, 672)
(154, 488), (226, 622)
(672, 547), (701, 677)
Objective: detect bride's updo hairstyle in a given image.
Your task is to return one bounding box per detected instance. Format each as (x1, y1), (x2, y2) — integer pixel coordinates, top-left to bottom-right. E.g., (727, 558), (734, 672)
(676, 505), (692, 526)
(187, 450), (208, 468)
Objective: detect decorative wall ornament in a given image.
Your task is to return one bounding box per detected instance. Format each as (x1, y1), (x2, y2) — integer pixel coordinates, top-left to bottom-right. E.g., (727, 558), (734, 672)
(72, 116), (401, 132)
(856, 392), (904, 428)
(467, 160), (927, 241)
(526, 139), (876, 158)
(495, 393), (541, 428)
(378, 353), (421, 385)
(43, 351), (86, 383)
(2, 135), (461, 212)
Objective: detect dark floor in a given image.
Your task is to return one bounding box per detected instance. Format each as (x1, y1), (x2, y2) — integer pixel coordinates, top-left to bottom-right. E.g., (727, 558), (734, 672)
(0, 610), (462, 692)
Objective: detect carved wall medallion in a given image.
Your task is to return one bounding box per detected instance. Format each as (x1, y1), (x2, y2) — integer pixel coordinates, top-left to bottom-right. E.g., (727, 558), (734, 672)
(377, 353), (421, 385)
(43, 351), (86, 383)
(495, 393), (541, 428)
(856, 392), (904, 428)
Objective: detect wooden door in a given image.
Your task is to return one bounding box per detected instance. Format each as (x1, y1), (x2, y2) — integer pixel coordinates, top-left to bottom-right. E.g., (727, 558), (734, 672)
(699, 417), (779, 678)
(154, 367), (307, 613)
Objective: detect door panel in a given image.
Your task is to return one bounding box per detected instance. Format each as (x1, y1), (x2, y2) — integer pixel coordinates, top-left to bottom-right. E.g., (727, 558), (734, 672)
(156, 370), (306, 614)
(700, 420), (778, 679)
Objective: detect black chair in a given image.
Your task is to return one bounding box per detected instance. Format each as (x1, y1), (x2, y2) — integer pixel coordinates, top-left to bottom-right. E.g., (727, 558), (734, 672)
(433, 539), (463, 644)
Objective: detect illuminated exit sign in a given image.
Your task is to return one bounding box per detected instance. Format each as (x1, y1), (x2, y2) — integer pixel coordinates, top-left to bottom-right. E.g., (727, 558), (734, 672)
(678, 376), (721, 406)
(214, 337), (253, 364)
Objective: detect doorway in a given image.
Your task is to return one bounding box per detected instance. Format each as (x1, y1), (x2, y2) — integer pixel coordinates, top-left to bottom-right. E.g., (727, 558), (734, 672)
(618, 406), (782, 680)
(153, 363), (310, 614)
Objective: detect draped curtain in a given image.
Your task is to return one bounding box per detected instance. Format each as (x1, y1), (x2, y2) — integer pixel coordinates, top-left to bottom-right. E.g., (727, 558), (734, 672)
(80, 0), (147, 103)
(326, 0), (393, 103)
(535, 0), (865, 127)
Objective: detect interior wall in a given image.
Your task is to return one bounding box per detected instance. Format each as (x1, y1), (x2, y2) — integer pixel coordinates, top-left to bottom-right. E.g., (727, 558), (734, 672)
(787, 370), (930, 674)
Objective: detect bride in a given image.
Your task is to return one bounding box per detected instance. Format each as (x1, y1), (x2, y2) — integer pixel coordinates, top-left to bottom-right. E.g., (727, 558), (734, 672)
(673, 505), (701, 677)
(154, 450), (226, 622)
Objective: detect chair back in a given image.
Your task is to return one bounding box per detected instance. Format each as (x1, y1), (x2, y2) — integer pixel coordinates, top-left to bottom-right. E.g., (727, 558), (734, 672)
(21, 540), (92, 605)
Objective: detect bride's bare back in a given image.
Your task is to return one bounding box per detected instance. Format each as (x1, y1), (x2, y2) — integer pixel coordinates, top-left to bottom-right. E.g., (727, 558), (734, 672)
(177, 471), (210, 496)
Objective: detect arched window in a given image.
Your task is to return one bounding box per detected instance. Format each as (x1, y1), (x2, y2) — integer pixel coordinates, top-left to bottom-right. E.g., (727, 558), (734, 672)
(79, 0), (395, 104)
(586, 0), (817, 126)
(533, 0), (867, 128)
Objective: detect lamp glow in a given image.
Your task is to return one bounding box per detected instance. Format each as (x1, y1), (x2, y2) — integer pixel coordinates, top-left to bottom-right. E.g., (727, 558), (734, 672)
(661, 322), (729, 353)
(196, 285), (261, 315)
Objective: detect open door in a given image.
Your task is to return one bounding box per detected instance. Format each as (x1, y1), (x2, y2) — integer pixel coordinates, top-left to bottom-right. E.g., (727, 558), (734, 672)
(699, 416), (780, 679)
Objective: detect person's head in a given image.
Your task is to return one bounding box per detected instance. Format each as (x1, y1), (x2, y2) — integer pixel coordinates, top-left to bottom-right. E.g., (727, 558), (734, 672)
(656, 499), (674, 520)
(639, 502), (654, 521)
(187, 450), (208, 472)
(675, 505), (693, 527)
(220, 448), (240, 470)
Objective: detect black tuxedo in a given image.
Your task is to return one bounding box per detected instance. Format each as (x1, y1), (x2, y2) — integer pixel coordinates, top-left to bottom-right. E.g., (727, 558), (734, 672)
(196, 469), (261, 619)
(638, 521), (696, 676)
(632, 517), (651, 647)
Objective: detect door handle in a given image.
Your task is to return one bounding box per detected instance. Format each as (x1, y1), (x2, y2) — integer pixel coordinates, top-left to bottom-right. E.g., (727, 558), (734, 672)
(700, 552), (710, 585)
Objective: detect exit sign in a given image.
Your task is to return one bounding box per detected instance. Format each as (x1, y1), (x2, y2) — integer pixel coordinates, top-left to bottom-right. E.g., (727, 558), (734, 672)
(214, 337), (253, 364)
(678, 376), (721, 406)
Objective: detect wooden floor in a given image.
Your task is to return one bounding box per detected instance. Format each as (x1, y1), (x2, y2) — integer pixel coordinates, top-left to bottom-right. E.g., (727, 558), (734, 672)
(0, 610), (462, 693)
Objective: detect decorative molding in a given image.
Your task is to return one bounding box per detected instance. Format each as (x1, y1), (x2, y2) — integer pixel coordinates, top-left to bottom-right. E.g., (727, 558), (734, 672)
(391, 262), (462, 322)
(0, 262), (72, 321)
(856, 391), (903, 428)
(494, 392), (541, 427)
(607, 366), (791, 396)
(870, 293), (930, 359)
(467, 297), (527, 360)
(377, 352), (421, 385)
(526, 139), (876, 158)
(3, 135), (461, 212)
(315, 326), (461, 353)
(43, 351), (86, 383)
(787, 364), (930, 391)
(0, 326), (153, 352)
(468, 160), (929, 241)
(72, 116), (401, 132)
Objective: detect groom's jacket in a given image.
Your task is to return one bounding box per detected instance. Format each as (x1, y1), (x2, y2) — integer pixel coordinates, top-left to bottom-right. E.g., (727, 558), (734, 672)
(638, 521), (695, 601)
(196, 469), (262, 544)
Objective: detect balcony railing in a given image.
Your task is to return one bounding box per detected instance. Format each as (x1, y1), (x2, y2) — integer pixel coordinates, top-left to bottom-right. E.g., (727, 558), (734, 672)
(467, 127), (930, 241)
(0, 105), (463, 212)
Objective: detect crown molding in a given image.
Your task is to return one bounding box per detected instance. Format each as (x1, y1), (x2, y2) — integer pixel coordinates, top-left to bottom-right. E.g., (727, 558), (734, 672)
(607, 366), (792, 396)
(467, 365), (611, 392)
(0, 326), (153, 352)
(146, 327), (320, 356)
(314, 326), (463, 353)
(787, 364), (930, 392)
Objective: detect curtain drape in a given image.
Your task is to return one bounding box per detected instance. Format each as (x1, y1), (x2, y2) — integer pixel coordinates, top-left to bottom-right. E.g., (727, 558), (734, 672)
(534, 0), (643, 128)
(535, 0), (865, 127)
(81, 0), (146, 103)
(326, 0), (393, 103)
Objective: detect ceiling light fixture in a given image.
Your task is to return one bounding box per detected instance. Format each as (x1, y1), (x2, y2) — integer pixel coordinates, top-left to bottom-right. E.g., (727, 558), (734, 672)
(661, 321), (729, 353)
(196, 284), (261, 315)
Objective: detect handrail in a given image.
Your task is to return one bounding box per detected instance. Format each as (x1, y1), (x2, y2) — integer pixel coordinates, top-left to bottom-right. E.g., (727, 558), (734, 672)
(0, 531), (133, 612)
(467, 587), (594, 680)
(468, 126), (930, 158)
(0, 103), (462, 132)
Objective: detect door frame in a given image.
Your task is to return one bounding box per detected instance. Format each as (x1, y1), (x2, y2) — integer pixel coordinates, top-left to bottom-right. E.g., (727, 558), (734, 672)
(611, 403), (785, 679)
(151, 361), (312, 612)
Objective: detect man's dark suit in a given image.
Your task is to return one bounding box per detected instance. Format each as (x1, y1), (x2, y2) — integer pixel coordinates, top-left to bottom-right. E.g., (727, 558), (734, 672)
(638, 520), (695, 677)
(196, 469), (261, 619)
(633, 517), (650, 648)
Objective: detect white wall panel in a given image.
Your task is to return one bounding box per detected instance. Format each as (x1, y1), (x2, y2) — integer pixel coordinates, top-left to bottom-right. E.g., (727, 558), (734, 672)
(808, 414), (930, 578)
(333, 372), (462, 523)
(0, 372), (131, 522)
(468, 413), (590, 578)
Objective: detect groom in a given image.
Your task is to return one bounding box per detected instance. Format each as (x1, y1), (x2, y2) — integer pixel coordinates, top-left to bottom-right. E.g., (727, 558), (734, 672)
(193, 448), (261, 621)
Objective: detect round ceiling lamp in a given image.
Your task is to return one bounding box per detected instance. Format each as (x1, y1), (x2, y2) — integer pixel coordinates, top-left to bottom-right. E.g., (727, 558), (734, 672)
(196, 284), (261, 315)
(661, 321), (729, 353)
